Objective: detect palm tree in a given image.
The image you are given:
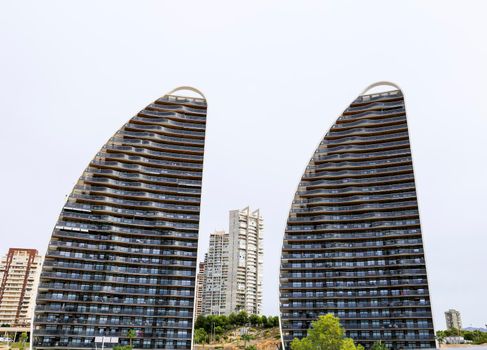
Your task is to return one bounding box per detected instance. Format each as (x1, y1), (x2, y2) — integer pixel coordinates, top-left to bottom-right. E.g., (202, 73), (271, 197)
(436, 331), (446, 348)
(19, 332), (28, 350)
(128, 329), (137, 348)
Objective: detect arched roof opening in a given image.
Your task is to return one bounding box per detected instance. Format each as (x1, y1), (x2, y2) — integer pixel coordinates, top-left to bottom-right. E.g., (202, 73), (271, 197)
(166, 86), (206, 100)
(360, 81), (402, 96)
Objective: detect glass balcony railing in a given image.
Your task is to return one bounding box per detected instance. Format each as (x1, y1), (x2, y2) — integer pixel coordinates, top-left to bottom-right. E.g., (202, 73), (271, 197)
(297, 182), (415, 197)
(287, 209), (419, 223)
(331, 115), (406, 131)
(126, 123), (205, 138)
(74, 185), (200, 204)
(338, 107), (405, 122)
(90, 160), (202, 178)
(54, 221), (199, 242)
(345, 101), (404, 113)
(304, 165), (414, 180)
(133, 115), (206, 130)
(81, 176), (201, 195)
(86, 167), (202, 186)
(300, 191), (417, 204)
(327, 123), (407, 138)
(106, 144), (203, 161)
(317, 139), (410, 154)
(286, 219), (421, 232)
(304, 174), (413, 188)
(120, 130), (204, 145)
(145, 106), (206, 122)
(70, 193), (201, 212)
(102, 152), (203, 170)
(322, 131), (409, 146)
(112, 137), (204, 153)
(310, 157), (412, 172)
(315, 148), (410, 163)
(64, 202), (199, 221)
(151, 101), (207, 115)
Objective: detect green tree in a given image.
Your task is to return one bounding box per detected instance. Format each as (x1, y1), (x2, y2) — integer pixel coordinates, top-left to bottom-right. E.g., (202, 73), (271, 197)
(249, 314), (260, 326)
(19, 332), (28, 350)
(194, 328), (209, 348)
(371, 340), (387, 350)
(342, 338), (360, 350)
(241, 334), (252, 349)
(436, 330), (446, 347)
(229, 313), (238, 326)
(127, 329), (137, 347)
(113, 346), (132, 350)
(236, 311), (249, 326)
(290, 314), (360, 350)
(291, 337), (313, 350)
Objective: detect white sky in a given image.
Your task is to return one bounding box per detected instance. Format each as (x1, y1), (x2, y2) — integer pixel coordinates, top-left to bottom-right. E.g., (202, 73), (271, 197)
(1, 0), (486, 330)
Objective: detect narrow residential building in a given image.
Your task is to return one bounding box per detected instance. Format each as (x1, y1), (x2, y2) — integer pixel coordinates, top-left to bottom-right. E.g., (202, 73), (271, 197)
(202, 231), (229, 315)
(279, 82), (435, 350)
(0, 248), (42, 327)
(226, 207), (264, 315)
(445, 309), (462, 330)
(194, 260), (206, 318)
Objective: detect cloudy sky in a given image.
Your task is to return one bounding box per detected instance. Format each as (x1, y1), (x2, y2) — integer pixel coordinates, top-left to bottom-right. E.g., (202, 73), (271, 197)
(1, 0), (486, 329)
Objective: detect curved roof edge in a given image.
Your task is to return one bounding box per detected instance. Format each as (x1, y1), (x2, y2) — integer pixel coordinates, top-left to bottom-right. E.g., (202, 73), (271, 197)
(360, 81), (402, 96)
(166, 86), (207, 100)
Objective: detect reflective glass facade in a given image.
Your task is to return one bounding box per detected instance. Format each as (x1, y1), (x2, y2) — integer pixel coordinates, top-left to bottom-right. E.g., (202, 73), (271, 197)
(279, 87), (435, 350)
(33, 88), (207, 349)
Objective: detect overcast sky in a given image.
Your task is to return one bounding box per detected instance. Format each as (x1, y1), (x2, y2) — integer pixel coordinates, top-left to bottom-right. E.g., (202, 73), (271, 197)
(1, 0), (486, 330)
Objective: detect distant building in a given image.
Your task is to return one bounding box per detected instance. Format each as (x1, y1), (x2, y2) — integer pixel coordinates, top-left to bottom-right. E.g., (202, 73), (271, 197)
(201, 207), (264, 316)
(202, 231), (229, 315)
(226, 207), (264, 315)
(444, 336), (466, 344)
(195, 260), (206, 318)
(445, 309), (462, 330)
(0, 248), (42, 327)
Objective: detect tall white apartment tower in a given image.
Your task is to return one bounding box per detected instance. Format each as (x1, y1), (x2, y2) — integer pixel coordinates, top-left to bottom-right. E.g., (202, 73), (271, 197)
(226, 207), (264, 315)
(445, 309), (462, 330)
(202, 231), (229, 315)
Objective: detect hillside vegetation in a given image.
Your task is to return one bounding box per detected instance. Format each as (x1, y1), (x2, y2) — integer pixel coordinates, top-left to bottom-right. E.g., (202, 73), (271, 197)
(194, 312), (281, 350)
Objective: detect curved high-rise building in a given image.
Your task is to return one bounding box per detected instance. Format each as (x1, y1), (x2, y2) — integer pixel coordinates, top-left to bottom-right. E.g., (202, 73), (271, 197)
(33, 87), (207, 350)
(279, 83), (435, 350)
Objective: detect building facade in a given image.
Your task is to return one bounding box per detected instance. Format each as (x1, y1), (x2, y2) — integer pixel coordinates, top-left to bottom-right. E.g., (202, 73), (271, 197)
(194, 260), (206, 318)
(202, 231), (229, 316)
(0, 248), (42, 327)
(445, 309), (462, 330)
(279, 83), (435, 350)
(33, 87), (208, 349)
(201, 207), (264, 316)
(226, 207), (263, 315)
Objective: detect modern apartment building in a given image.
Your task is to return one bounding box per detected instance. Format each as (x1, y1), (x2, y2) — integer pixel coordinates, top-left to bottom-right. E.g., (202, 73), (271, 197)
(201, 208), (264, 316)
(202, 231), (229, 316)
(194, 260), (206, 318)
(445, 309), (462, 330)
(226, 207), (263, 315)
(33, 87), (208, 350)
(279, 82), (436, 350)
(0, 248), (42, 327)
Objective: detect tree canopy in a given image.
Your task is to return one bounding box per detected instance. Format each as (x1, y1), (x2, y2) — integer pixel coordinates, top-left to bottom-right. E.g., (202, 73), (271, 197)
(290, 314), (363, 350)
